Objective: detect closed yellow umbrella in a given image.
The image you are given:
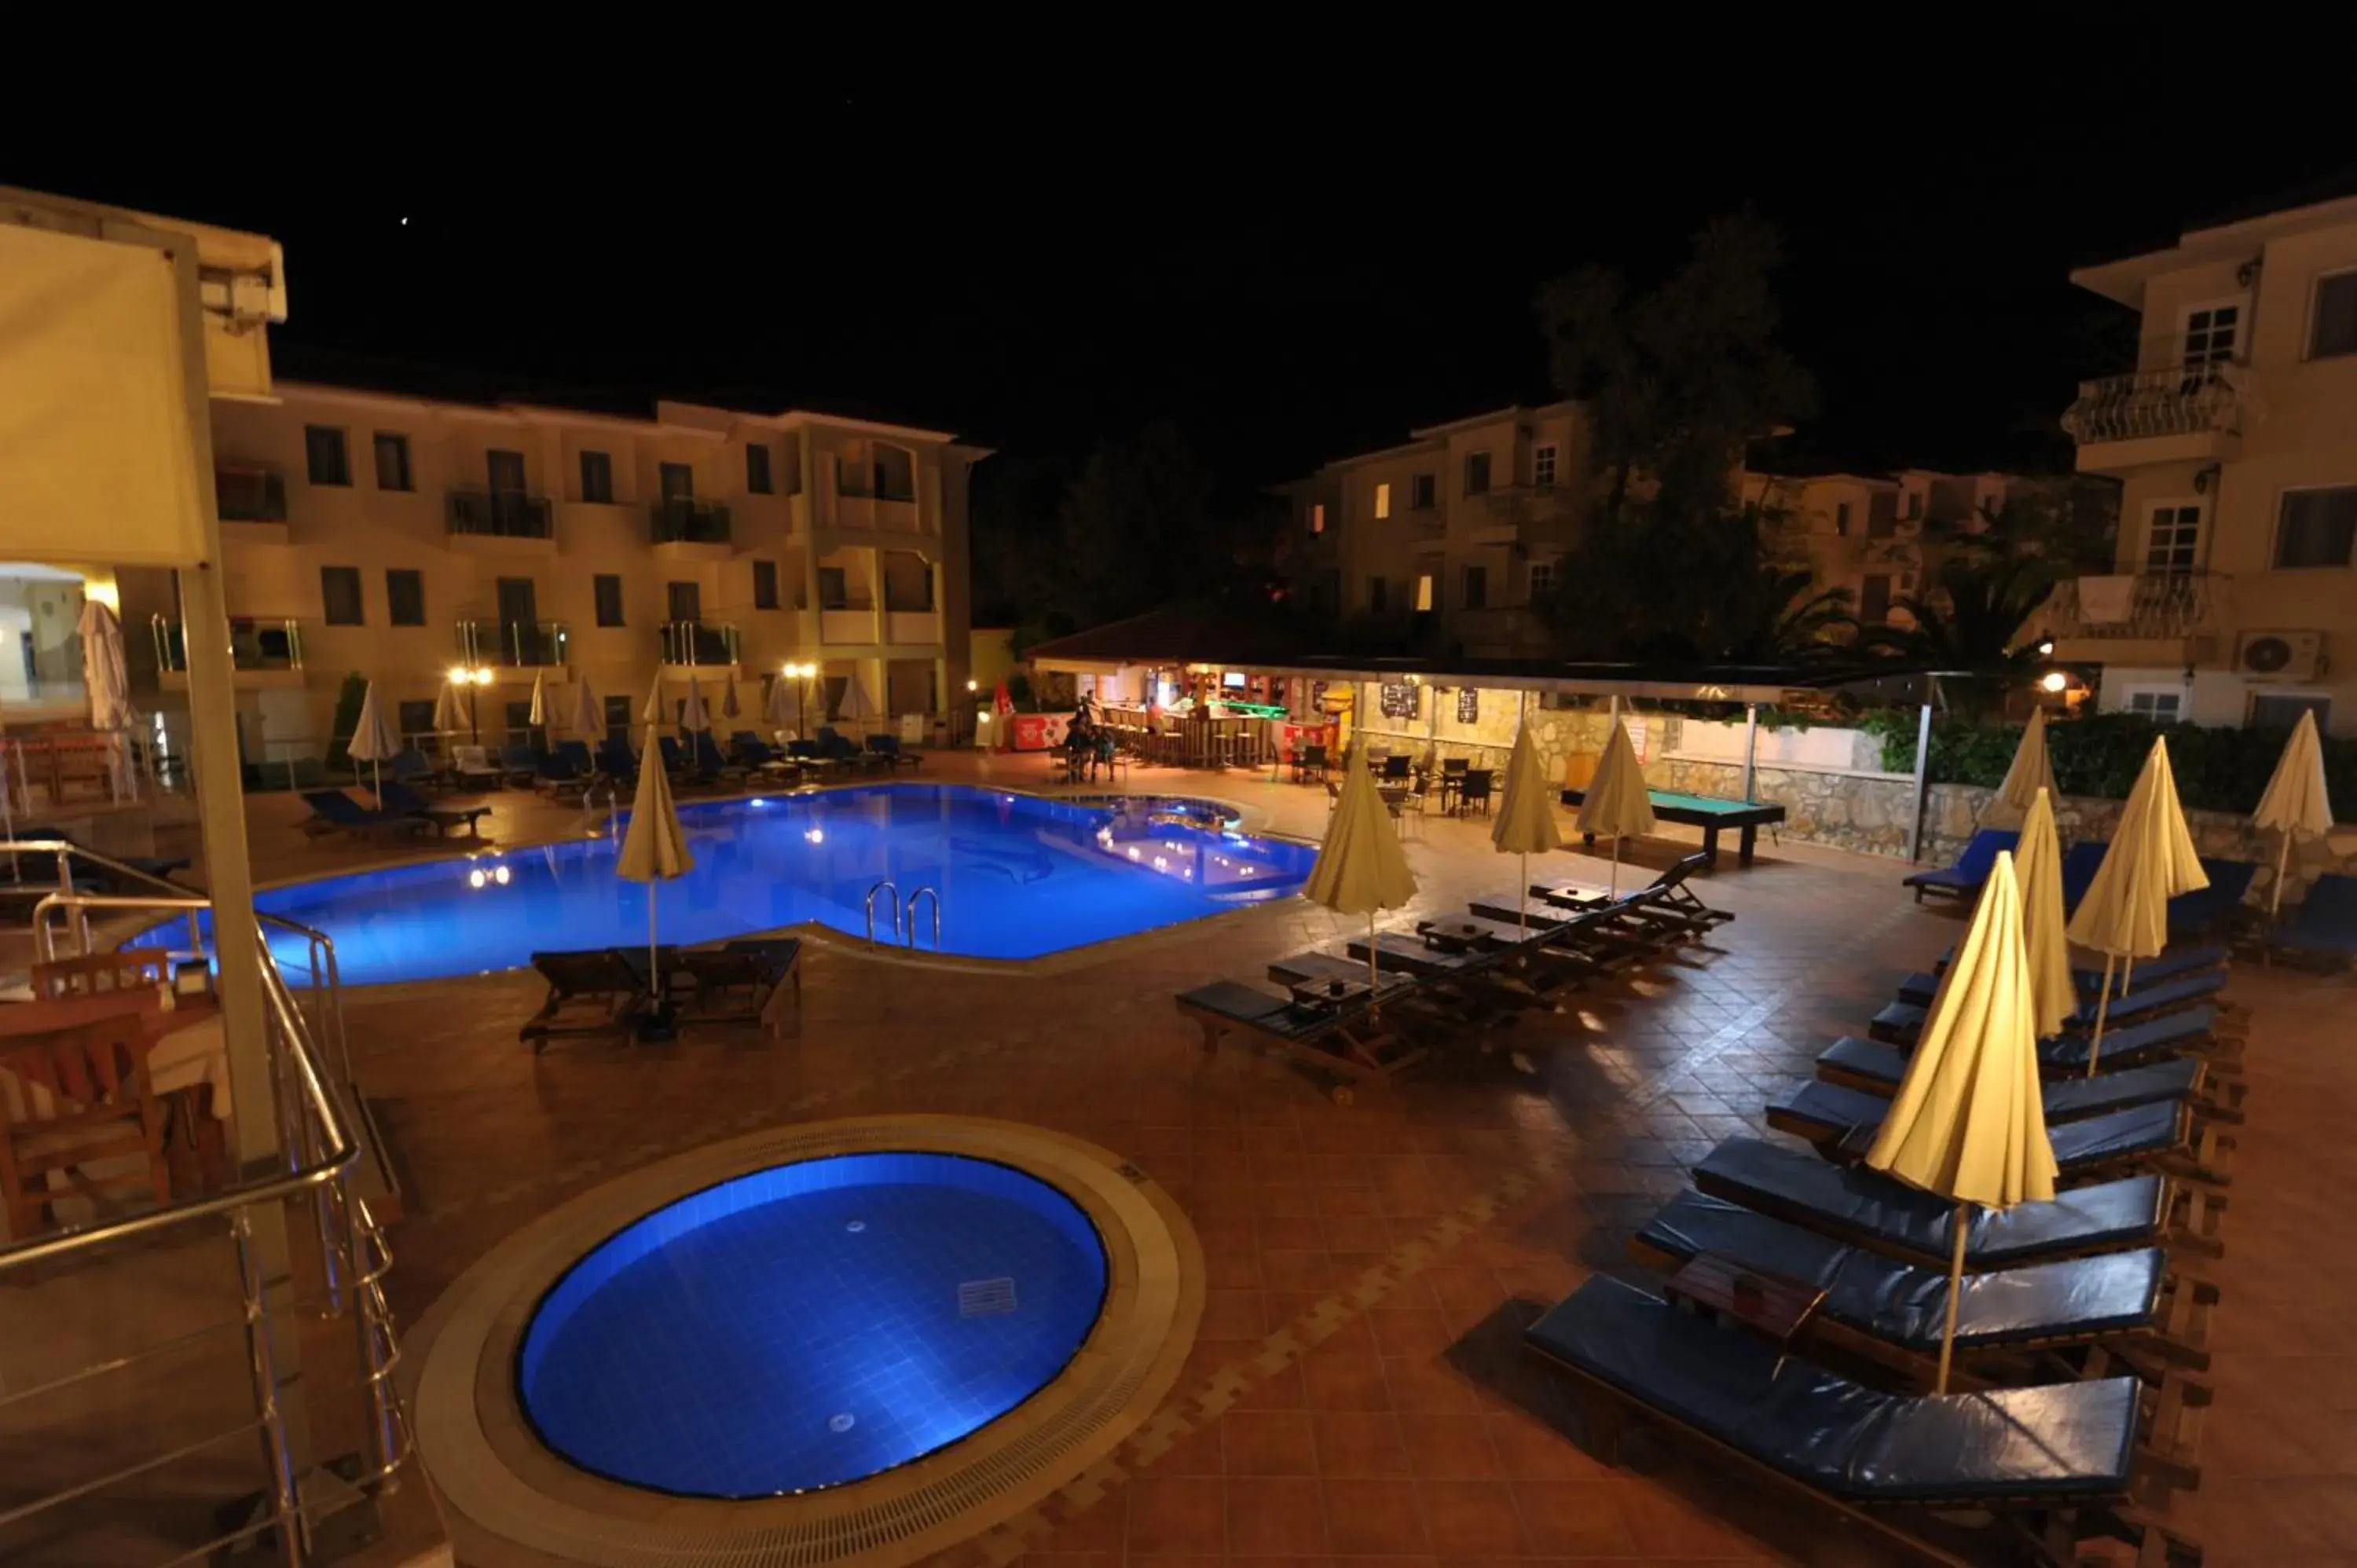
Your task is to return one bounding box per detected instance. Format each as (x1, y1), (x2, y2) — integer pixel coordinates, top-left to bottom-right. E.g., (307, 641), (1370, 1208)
(1491, 714), (1562, 933)
(1865, 849), (2056, 1391)
(616, 722), (695, 1014)
(2014, 787), (2074, 1042)
(640, 671), (669, 727)
(1979, 707), (2058, 830)
(2254, 709), (2333, 918)
(1577, 720), (1657, 896)
(1303, 744), (1419, 1000)
(2065, 736), (2208, 1071)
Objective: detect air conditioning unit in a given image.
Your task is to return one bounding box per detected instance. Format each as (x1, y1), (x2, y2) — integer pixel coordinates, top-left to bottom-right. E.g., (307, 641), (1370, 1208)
(2234, 629), (2325, 681)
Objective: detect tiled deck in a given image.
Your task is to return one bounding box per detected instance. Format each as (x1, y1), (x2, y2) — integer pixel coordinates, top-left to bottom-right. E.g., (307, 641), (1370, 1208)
(164, 753), (2357, 1564)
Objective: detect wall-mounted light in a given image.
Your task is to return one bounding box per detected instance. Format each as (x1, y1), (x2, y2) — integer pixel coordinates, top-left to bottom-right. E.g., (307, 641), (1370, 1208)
(2035, 639), (2055, 658)
(2040, 671), (2068, 694)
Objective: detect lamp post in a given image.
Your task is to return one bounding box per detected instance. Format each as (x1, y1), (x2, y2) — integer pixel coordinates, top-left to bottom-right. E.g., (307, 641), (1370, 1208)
(783, 660), (819, 739)
(447, 663), (495, 745)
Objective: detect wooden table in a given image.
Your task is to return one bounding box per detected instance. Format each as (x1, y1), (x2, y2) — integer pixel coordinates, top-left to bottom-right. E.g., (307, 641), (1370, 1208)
(1661, 1249), (1827, 1348)
(1286, 976), (1375, 1010)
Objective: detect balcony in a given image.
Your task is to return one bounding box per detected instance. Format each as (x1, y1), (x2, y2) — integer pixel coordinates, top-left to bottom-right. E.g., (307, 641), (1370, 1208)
(885, 607), (941, 646)
(820, 606), (878, 644)
(2061, 357), (2253, 474)
(2044, 570), (2231, 665)
(456, 620), (570, 669)
(832, 485), (922, 535)
(659, 619), (739, 666)
(651, 497), (733, 557)
(1461, 485), (1577, 548)
(214, 464), (289, 543)
(448, 489), (556, 555)
(151, 614), (304, 688)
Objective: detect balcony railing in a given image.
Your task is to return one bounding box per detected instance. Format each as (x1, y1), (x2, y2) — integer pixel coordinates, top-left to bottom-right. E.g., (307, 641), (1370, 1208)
(456, 619), (569, 667)
(448, 489), (555, 539)
(151, 614), (303, 672)
(660, 619), (740, 665)
(2061, 359), (2253, 445)
(2046, 570), (2230, 639)
(214, 464), (287, 522)
(651, 497), (732, 545)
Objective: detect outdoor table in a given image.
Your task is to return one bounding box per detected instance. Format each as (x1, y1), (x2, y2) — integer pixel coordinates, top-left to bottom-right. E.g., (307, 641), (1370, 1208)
(1661, 1249), (1827, 1350)
(1287, 976), (1374, 1011)
(1417, 920), (1490, 954)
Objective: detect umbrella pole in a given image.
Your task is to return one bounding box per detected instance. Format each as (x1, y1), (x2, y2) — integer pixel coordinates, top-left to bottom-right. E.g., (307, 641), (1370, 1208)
(648, 889), (661, 1015)
(372, 759), (383, 802)
(1365, 911), (1380, 1014)
(1519, 851), (1529, 935)
(1609, 837), (1622, 898)
(1936, 1202), (1970, 1394)
(2086, 954), (2115, 1076)
(2271, 830), (2291, 920)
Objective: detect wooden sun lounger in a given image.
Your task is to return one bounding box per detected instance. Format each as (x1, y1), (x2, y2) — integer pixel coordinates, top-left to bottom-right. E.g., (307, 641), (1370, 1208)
(677, 939), (802, 1035)
(519, 949), (648, 1051)
(1767, 1086), (2236, 1192)
(1176, 978), (1428, 1105)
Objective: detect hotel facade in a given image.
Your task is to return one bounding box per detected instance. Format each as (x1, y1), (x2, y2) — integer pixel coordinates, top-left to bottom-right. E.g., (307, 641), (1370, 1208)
(111, 382), (986, 769)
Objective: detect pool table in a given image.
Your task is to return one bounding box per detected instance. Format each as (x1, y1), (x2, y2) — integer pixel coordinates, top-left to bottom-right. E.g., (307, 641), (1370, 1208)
(1557, 786), (1785, 868)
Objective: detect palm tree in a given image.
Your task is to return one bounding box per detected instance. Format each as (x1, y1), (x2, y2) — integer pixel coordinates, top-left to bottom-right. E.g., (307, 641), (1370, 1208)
(1862, 553), (2060, 712)
(1714, 570), (1857, 665)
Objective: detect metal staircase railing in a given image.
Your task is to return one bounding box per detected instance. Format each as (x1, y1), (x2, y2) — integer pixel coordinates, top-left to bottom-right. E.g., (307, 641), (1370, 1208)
(905, 886), (940, 951)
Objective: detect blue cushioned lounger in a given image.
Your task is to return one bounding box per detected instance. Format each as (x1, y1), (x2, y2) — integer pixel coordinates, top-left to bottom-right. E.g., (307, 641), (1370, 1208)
(1901, 943), (2227, 1007)
(2169, 857), (2257, 937)
(1901, 828), (2017, 903)
(1635, 1190), (2168, 1354)
(1862, 1003), (2221, 1077)
(2277, 873), (2357, 962)
(1770, 1083), (2188, 1178)
(1523, 1274), (2140, 1502)
(1816, 1035), (2207, 1116)
(1870, 972), (2225, 1046)
(1693, 1136), (2167, 1269)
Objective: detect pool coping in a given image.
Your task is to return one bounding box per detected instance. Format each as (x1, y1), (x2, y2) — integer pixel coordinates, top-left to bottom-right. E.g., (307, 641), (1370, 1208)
(401, 1114), (1204, 1568)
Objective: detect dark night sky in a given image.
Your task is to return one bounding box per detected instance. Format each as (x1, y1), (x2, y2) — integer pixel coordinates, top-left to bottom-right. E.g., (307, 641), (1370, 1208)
(16, 49), (2352, 492)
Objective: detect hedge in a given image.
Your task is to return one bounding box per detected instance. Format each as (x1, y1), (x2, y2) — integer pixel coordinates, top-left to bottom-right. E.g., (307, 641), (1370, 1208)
(1863, 710), (2355, 822)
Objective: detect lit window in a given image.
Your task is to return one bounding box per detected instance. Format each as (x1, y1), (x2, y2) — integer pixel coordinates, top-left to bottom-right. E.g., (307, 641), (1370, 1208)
(1414, 573), (1435, 613)
(1309, 502), (1325, 534)
(1533, 445), (1558, 488)
(2125, 690), (2183, 723)
(1373, 482), (1391, 520)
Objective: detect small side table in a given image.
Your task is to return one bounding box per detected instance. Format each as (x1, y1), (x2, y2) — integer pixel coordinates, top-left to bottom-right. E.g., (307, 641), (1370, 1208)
(1661, 1250), (1827, 1350)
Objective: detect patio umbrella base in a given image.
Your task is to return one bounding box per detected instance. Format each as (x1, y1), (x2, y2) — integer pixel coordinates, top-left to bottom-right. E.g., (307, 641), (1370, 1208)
(634, 1001), (680, 1044)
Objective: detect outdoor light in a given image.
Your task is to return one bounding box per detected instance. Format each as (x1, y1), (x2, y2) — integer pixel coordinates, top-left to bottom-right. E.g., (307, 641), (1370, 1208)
(474, 667), (495, 687)
(447, 665), (469, 685)
(2040, 671), (2068, 694)
(966, 678), (979, 692)
(494, 865), (511, 885)
(2036, 639), (2056, 657)
(468, 869), (487, 889)
(805, 827), (825, 844)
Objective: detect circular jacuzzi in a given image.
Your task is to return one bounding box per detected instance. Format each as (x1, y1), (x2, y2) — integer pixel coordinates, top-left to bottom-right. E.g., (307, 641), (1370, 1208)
(517, 1152), (1110, 1498)
(407, 1118), (1200, 1568)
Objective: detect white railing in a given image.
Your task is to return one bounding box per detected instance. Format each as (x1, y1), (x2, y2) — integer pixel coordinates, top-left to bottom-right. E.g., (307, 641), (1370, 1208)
(2046, 570), (2230, 639)
(2062, 359), (2253, 445)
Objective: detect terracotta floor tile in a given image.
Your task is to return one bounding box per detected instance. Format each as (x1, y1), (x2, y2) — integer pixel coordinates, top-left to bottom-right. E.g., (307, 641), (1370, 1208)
(1197, 1289), (1270, 1341)
(1126, 1477), (1229, 1556)
(1415, 1479), (1530, 1556)
(1515, 1479), (1640, 1556)
(1300, 1344), (1393, 1411)
(1321, 1476), (1432, 1555)
(1038, 1489), (1129, 1553)
(1156, 1422), (1225, 1478)
(1398, 1411), (1502, 1478)
(1220, 1411), (1321, 1477)
(1483, 1412), (1613, 1481)
(1381, 1356), (1489, 1415)
(1311, 1411), (1415, 1478)
(1369, 1307), (1457, 1358)
(1224, 1476), (1329, 1556)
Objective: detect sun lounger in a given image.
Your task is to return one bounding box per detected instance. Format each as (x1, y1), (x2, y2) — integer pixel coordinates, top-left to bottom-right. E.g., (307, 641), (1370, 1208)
(1531, 852), (1732, 932)
(497, 743), (541, 786)
(1901, 827), (2017, 903)
(449, 744), (503, 790)
(692, 731), (750, 783)
(519, 949), (648, 1050)
(1523, 1275), (2202, 1566)
(17, 827), (190, 892)
(2274, 873), (2357, 966)
(1341, 930), (1562, 1011)
(1431, 907), (1648, 982)
(594, 737), (638, 783)
(298, 789), (430, 841)
(1463, 892), (1674, 960)
(386, 749), (444, 792)
(1814, 1037), (2242, 1123)
(2170, 858), (2257, 938)
(377, 781), (490, 838)
(1920, 940), (2230, 1001)
(1860, 1002), (2235, 1080)
(1175, 977), (1428, 1104)
(2059, 838), (2108, 911)
(867, 733), (922, 770)
(1869, 970), (2227, 1046)
(1630, 1189), (2211, 1376)
(1769, 1083), (2229, 1188)
(1692, 1135), (2199, 1269)
(676, 939), (802, 1035)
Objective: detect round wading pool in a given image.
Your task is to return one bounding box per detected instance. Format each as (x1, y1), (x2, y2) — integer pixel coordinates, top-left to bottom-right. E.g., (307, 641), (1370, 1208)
(518, 1152), (1109, 1498)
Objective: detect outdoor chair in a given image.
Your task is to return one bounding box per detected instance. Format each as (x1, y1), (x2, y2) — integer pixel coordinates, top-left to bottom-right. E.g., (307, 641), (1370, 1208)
(449, 745), (502, 790)
(1768, 1083), (2229, 1190)
(496, 743), (540, 786)
(593, 737), (639, 784)
(1437, 756), (1469, 811)
(693, 731), (749, 782)
(1381, 753), (1412, 782)
(658, 735), (710, 786)
(377, 781), (490, 838)
(1453, 768), (1494, 818)
(1632, 1191), (2210, 1379)
(1291, 743), (1328, 784)
(0, 1007), (176, 1236)
(387, 749), (442, 791)
(815, 727), (863, 763)
(1174, 977), (1428, 1105)
(1900, 827), (2017, 903)
(2168, 857), (2257, 937)
(519, 949), (650, 1050)
(866, 734), (922, 770)
(1521, 1276), (2202, 1568)
(2274, 873), (2357, 968)
(297, 790), (430, 841)
(677, 939), (802, 1035)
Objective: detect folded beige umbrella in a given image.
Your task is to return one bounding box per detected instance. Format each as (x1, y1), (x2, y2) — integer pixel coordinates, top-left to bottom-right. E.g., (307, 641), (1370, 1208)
(570, 677), (601, 738)
(1491, 719), (1563, 932)
(1303, 745), (1419, 1002)
(680, 675), (711, 735)
(1577, 720), (1657, 896)
(2254, 709), (2333, 918)
(431, 680), (467, 738)
(616, 722), (695, 1002)
(347, 679), (402, 800)
(640, 671), (668, 727)
(528, 669), (548, 733)
(2014, 787), (2075, 1042)
(2064, 736), (2209, 1071)
(1865, 849), (2057, 1391)
(1979, 707), (2058, 830)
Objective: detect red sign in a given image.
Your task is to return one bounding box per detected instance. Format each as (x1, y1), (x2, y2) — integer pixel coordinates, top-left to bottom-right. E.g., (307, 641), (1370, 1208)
(1006, 713), (1070, 753)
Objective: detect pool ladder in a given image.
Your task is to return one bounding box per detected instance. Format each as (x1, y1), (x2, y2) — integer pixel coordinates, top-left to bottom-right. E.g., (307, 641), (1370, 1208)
(864, 881), (943, 951)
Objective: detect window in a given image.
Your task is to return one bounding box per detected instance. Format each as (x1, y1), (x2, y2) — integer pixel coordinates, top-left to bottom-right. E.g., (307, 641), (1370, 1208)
(753, 559), (780, 610)
(1464, 451), (1492, 496)
(2275, 487), (2357, 569)
(873, 445), (917, 502)
(321, 566), (364, 625)
(1308, 502), (1326, 534)
(1857, 573), (1892, 623)
(2146, 504), (2204, 574)
(1368, 577), (1388, 614)
(1414, 573), (1435, 613)
(1834, 501), (1853, 537)
(667, 581), (702, 622)
(1528, 560), (1556, 599)
(593, 573), (625, 627)
(659, 462), (695, 500)
(2314, 272), (2357, 360)
(1533, 445), (1558, 488)
(386, 569), (425, 627)
(2124, 689), (2184, 723)
(372, 432), (412, 491)
(818, 567), (849, 610)
(304, 426), (350, 486)
(487, 449), (526, 493)
(603, 694), (632, 738)
(2182, 301), (2241, 367)
(746, 443), (774, 494)
(1867, 492), (1897, 538)
(1411, 473), (1435, 510)
(2250, 693), (2331, 731)
(580, 449), (614, 504)
(1905, 491), (1923, 520)
(1373, 482), (1391, 520)
(397, 700), (434, 744)
(1461, 564), (1487, 609)
(504, 700), (533, 733)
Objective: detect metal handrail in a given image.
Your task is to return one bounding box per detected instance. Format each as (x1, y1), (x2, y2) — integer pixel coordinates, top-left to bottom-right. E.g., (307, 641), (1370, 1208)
(864, 880), (900, 946)
(905, 886), (940, 951)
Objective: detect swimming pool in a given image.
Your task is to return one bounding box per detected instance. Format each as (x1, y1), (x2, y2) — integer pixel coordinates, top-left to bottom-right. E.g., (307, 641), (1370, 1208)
(145, 784), (1314, 984)
(517, 1151), (1108, 1498)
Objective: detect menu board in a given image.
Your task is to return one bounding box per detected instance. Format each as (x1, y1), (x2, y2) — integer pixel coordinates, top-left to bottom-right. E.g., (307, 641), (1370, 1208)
(1457, 687), (1479, 724)
(1379, 682), (1421, 720)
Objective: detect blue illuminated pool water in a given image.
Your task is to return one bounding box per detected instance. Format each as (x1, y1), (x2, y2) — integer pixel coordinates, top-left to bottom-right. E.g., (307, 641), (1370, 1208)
(143, 785), (1313, 984)
(518, 1152), (1108, 1497)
